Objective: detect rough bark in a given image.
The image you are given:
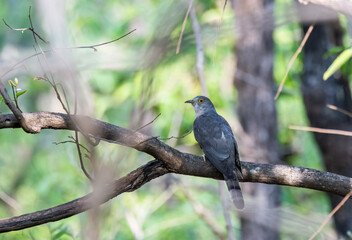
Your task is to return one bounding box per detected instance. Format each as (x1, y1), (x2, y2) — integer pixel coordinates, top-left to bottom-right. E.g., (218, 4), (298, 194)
(232, 0), (281, 239)
(0, 112), (352, 232)
(301, 22), (352, 238)
(0, 112), (352, 233)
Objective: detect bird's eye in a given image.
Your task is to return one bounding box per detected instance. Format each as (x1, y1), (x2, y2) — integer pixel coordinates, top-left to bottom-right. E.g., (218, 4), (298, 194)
(198, 98), (204, 103)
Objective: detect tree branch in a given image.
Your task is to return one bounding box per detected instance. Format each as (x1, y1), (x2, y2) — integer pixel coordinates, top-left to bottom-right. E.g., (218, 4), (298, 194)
(298, 0), (352, 16)
(0, 83), (36, 133)
(0, 160), (168, 233)
(0, 112), (352, 232)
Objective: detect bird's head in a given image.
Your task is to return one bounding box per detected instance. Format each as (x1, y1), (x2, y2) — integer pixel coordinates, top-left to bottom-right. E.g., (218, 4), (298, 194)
(185, 96), (215, 116)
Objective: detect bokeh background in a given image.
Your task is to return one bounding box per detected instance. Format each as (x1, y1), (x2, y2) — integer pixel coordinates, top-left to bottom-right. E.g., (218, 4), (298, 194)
(0, 0), (351, 239)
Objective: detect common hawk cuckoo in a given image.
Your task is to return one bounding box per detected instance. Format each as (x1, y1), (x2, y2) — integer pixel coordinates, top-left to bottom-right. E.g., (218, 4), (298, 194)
(185, 96), (244, 209)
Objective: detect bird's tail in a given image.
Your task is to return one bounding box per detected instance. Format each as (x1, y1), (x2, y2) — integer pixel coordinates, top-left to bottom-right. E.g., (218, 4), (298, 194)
(225, 176), (244, 209)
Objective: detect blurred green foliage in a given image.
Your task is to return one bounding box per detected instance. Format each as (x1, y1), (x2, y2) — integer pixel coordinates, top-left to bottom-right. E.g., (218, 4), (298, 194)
(0, 0), (343, 239)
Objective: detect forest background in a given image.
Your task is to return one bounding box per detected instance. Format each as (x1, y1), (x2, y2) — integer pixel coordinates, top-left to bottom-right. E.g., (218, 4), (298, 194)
(0, 0), (352, 239)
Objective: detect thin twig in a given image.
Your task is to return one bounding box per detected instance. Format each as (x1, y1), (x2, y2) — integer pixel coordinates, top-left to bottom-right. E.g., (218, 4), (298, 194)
(180, 186), (226, 240)
(2, 16), (48, 44)
(75, 29), (136, 51)
(26, 7), (71, 116)
(134, 113), (161, 132)
(35, 76), (70, 113)
(289, 125), (352, 137)
(219, 182), (236, 240)
(274, 25), (314, 100)
(2, 9), (134, 182)
(213, 0), (228, 62)
(308, 190), (352, 240)
(0, 30), (136, 82)
(158, 129), (192, 141)
(326, 104), (352, 118)
(54, 139), (91, 153)
(74, 131), (93, 181)
(9, 85), (21, 111)
(2, 19), (30, 32)
(28, 6), (47, 54)
(135, 129), (193, 146)
(0, 82), (32, 132)
(176, 0), (193, 54)
(0, 191), (22, 212)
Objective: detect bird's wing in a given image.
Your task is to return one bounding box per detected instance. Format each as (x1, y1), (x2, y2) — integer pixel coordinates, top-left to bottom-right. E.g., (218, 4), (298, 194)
(193, 114), (232, 161)
(234, 140), (243, 178)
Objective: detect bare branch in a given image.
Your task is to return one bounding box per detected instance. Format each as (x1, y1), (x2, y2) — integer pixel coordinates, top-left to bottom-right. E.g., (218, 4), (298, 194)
(0, 112), (352, 232)
(181, 186), (226, 240)
(2, 8), (48, 45)
(190, 4), (209, 97)
(73, 29), (136, 51)
(0, 160), (168, 233)
(0, 82), (36, 133)
(54, 138), (91, 153)
(176, 0), (193, 54)
(0, 191), (21, 212)
(158, 129), (192, 141)
(134, 113), (161, 132)
(219, 182), (236, 240)
(0, 30), (136, 81)
(213, 0), (228, 62)
(74, 131), (93, 181)
(326, 104), (352, 118)
(289, 125), (352, 137)
(0, 112), (351, 195)
(274, 25), (314, 100)
(309, 190), (352, 240)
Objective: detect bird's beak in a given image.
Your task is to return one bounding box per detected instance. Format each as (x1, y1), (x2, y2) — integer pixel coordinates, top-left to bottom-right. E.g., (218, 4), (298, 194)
(185, 99), (194, 104)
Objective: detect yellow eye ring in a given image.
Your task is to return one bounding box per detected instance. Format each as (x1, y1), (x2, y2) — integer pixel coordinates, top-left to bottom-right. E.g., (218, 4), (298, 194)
(198, 98), (204, 103)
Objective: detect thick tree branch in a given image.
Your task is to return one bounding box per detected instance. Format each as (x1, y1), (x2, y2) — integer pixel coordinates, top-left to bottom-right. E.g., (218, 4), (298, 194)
(0, 112), (352, 232)
(0, 160), (168, 233)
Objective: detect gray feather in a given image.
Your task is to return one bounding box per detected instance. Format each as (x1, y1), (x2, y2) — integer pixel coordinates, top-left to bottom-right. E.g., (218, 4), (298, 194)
(186, 96), (244, 209)
(226, 178), (244, 209)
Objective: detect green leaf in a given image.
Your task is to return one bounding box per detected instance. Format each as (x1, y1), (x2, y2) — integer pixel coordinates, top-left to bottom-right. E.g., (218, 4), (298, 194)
(323, 48), (352, 80)
(0, 95), (3, 103)
(16, 90), (27, 98)
(323, 46), (344, 59)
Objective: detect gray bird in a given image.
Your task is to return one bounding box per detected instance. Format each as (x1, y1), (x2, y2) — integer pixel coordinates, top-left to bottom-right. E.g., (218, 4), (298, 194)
(185, 96), (244, 209)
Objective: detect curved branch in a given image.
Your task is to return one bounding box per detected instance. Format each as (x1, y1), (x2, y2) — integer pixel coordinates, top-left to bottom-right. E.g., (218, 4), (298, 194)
(0, 112), (352, 232)
(0, 83), (36, 133)
(0, 160), (168, 233)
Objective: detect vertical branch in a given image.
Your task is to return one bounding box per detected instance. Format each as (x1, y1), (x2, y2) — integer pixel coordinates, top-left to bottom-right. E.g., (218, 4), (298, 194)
(219, 182), (237, 240)
(213, 0), (228, 62)
(189, 4), (209, 97)
(274, 25), (314, 100)
(309, 190), (352, 240)
(176, 0), (193, 54)
(233, 1), (280, 239)
(85, 207), (101, 240)
(75, 131), (93, 181)
(190, 4), (237, 238)
(181, 186), (226, 240)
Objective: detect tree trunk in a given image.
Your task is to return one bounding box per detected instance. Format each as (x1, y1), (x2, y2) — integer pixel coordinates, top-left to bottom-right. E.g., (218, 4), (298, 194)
(232, 0), (281, 239)
(301, 22), (352, 239)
